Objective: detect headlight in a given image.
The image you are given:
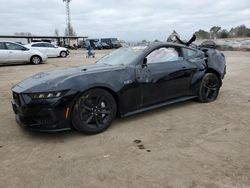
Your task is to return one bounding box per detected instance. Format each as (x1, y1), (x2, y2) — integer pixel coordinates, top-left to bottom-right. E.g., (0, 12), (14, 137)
(29, 90), (68, 99)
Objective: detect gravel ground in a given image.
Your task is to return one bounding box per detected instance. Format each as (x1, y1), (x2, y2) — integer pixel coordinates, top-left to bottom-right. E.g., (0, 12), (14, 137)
(0, 50), (250, 188)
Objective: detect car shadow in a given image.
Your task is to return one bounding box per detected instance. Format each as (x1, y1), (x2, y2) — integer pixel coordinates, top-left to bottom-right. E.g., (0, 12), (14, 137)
(22, 99), (197, 141)
(20, 127), (82, 141)
(0, 63), (47, 67)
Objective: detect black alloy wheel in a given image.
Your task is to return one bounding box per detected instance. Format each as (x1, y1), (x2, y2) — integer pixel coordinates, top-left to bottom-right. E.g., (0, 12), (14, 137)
(199, 73), (221, 103)
(72, 89), (117, 134)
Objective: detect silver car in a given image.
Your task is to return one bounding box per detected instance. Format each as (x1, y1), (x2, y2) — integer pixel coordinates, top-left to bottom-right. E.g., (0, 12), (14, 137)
(25, 42), (69, 58)
(0, 42), (47, 65)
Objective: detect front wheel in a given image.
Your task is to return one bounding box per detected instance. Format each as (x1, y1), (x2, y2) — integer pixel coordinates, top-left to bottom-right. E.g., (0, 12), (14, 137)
(198, 73), (221, 103)
(60, 51), (67, 58)
(72, 89), (117, 134)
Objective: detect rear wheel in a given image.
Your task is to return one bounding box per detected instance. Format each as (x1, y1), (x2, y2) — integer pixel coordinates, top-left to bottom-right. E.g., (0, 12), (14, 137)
(72, 89), (117, 134)
(60, 51), (67, 58)
(30, 55), (42, 65)
(198, 73), (221, 103)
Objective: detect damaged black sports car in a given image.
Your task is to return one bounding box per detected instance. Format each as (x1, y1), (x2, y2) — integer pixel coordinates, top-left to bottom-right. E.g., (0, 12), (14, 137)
(11, 39), (226, 134)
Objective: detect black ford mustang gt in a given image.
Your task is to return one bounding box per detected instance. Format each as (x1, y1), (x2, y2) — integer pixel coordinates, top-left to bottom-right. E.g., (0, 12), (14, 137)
(11, 42), (226, 134)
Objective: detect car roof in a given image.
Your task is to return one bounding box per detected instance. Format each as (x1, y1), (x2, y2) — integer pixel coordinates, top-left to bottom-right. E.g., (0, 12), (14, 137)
(0, 41), (21, 44)
(148, 42), (186, 48)
(30, 42), (50, 44)
(0, 41), (27, 47)
(144, 42), (198, 52)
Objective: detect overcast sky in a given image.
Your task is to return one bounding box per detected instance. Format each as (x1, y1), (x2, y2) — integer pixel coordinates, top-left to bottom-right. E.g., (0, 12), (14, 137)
(0, 0), (249, 41)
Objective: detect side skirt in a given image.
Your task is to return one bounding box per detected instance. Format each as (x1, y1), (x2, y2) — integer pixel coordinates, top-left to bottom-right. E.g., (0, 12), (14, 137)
(121, 96), (197, 118)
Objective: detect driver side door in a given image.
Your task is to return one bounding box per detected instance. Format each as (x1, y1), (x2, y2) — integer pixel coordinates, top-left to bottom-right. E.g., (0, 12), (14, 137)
(43, 43), (57, 57)
(137, 46), (196, 108)
(5, 42), (29, 62)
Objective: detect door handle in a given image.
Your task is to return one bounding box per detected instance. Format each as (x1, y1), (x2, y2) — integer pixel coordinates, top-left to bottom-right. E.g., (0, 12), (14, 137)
(182, 66), (186, 69)
(9, 51), (13, 53)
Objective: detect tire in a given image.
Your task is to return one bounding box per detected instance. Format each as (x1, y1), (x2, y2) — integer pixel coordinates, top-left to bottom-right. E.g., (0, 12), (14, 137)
(198, 73), (221, 103)
(30, 55), (42, 65)
(60, 51), (67, 58)
(72, 89), (117, 134)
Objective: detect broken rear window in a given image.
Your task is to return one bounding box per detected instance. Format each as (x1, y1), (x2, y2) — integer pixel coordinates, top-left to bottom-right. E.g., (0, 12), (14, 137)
(147, 47), (183, 64)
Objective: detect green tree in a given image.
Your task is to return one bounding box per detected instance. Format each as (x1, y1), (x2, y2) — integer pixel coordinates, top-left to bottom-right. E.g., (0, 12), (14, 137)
(219, 29), (229, 38)
(229, 25), (250, 37)
(210, 26), (221, 39)
(194, 29), (210, 39)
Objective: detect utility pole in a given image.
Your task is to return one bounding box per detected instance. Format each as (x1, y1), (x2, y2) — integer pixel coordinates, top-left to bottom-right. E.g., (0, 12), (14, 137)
(63, 0), (73, 36)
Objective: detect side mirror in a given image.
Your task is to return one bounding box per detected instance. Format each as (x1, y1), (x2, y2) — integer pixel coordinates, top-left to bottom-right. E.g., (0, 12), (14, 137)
(142, 57), (147, 68)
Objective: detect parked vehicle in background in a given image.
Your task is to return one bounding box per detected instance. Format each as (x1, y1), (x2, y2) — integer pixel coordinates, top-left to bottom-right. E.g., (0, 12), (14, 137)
(25, 42), (69, 58)
(80, 39), (120, 49)
(64, 44), (77, 50)
(79, 40), (89, 48)
(86, 39), (102, 50)
(0, 41), (47, 65)
(101, 42), (112, 49)
(100, 38), (122, 49)
(93, 42), (103, 50)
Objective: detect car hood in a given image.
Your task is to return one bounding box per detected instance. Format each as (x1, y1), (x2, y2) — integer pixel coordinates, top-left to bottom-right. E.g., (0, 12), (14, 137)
(12, 64), (124, 93)
(58, 47), (68, 51)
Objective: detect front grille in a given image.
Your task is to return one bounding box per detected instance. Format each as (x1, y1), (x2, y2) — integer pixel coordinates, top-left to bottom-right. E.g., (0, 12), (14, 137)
(19, 116), (56, 128)
(36, 117), (54, 125)
(13, 92), (21, 106)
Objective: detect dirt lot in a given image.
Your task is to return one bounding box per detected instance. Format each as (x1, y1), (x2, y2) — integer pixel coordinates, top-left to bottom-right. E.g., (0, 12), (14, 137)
(0, 50), (250, 188)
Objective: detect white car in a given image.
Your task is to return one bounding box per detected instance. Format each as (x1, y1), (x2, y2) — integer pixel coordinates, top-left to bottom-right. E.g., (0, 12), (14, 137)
(0, 42), (47, 65)
(25, 42), (69, 58)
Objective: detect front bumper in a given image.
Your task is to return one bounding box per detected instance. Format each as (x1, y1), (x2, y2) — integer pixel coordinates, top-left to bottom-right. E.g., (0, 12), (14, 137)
(42, 56), (48, 62)
(11, 91), (77, 132)
(15, 114), (71, 132)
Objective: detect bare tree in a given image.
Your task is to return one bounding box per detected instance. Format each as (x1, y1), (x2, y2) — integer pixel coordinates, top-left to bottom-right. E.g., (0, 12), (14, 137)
(210, 26), (221, 39)
(54, 29), (60, 37)
(65, 24), (76, 36)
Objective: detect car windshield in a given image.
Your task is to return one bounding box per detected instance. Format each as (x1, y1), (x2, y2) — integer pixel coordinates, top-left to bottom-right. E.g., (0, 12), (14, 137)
(96, 46), (147, 66)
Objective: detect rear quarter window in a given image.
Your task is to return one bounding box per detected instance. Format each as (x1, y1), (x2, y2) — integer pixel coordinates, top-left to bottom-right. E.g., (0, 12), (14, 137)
(183, 48), (197, 57)
(147, 47), (183, 64)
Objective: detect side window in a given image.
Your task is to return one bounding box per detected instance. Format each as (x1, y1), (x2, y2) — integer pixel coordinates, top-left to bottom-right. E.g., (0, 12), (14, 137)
(6, 43), (25, 50)
(183, 48), (196, 57)
(0, 42), (6, 50)
(32, 43), (44, 47)
(147, 47), (183, 64)
(44, 43), (54, 48)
